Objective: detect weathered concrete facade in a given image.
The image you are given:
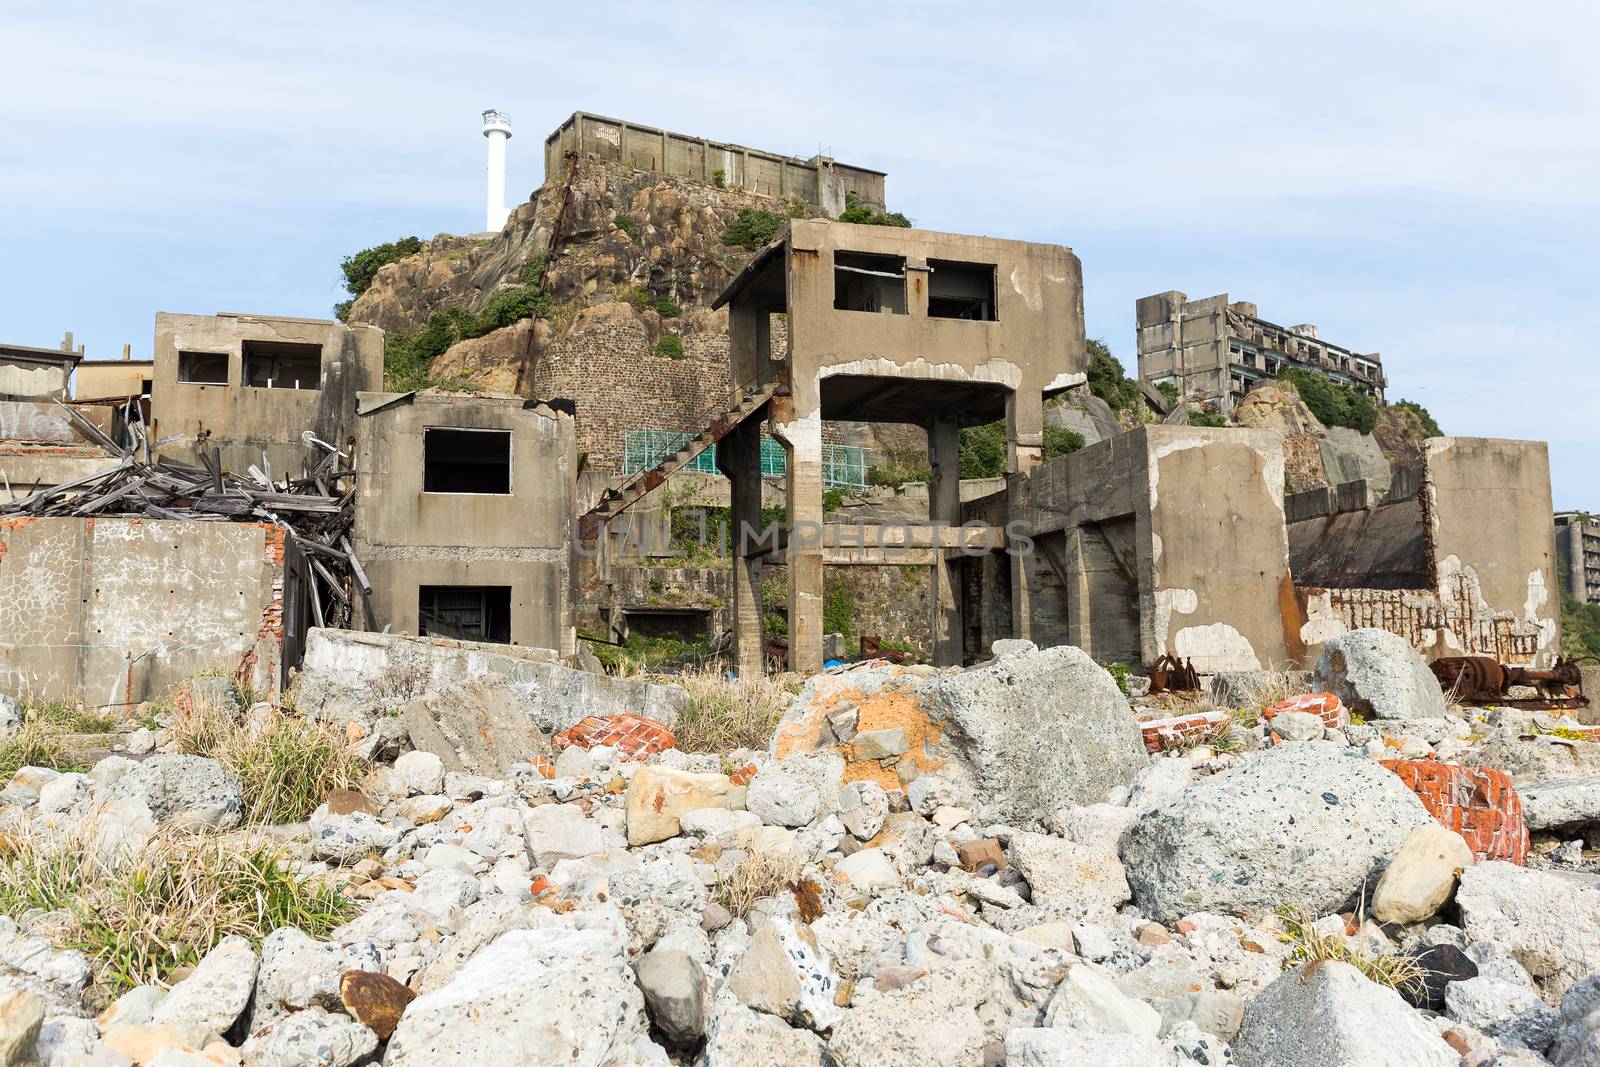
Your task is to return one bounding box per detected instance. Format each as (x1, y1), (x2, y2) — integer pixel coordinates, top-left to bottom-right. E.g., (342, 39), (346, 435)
(544, 111), (886, 217)
(1555, 511), (1600, 605)
(989, 429), (1561, 672)
(353, 390), (576, 657)
(0, 340), (80, 400)
(76, 357), (154, 400)
(0, 517), (288, 706)
(713, 218), (1085, 674)
(1137, 292), (1385, 416)
(152, 312), (383, 475)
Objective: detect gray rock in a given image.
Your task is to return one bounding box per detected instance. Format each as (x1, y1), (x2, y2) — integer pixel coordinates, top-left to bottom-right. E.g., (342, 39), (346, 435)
(384, 926), (648, 1066)
(636, 946), (706, 1044)
(853, 728), (909, 760)
(521, 801), (618, 868)
(1445, 976), (1558, 1050)
(35, 772), (89, 814)
(1233, 961), (1456, 1066)
(1122, 742), (1432, 923)
(1159, 990), (1245, 1041)
(1008, 833), (1130, 920)
(1313, 628), (1446, 720)
(36, 1014), (98, 1066)
(0, 919), (91, 990)
(1042, 963), (1160, 1034)
(1005, 1028), (1170, 1066)
(728, 916), (840, 1032)
(837, 780), (888, 840)
(1519, 776), (1600, 832)
(151, 935), (257, 1036)
(746, 752), (843, 829)
(917, 645), (1149, 827)
(111, 754), (243, 830)
(699, 1002), (829, 1067)
(1549, 975), (1600, 1066)
(240, 1007), (378, 1067)
(1457, 861), (1600, 1001)
(1319, 426), (1392, 495)
(248, 926), (382, 1032)
(0, 696), (20, 741)
(306, 804), (401, 864)
(1270, 710), (1324, 741)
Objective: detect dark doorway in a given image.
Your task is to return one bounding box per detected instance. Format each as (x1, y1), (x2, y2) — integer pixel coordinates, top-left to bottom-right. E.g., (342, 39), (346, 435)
(419, 585), (512, 643)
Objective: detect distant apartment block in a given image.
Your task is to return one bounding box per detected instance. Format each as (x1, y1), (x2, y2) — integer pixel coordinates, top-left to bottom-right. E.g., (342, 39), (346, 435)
(1556, 511), (1600, 605)
(1136, 292), (1386, 416)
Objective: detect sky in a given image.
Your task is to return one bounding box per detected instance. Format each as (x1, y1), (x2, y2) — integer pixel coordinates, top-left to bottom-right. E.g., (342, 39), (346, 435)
(3, 1), (1596, 506)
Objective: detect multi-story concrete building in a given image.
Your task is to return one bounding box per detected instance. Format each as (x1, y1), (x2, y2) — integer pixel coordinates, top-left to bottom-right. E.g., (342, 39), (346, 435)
(1556, 512), (1600, 604)
(1136, 292), (1386, 416)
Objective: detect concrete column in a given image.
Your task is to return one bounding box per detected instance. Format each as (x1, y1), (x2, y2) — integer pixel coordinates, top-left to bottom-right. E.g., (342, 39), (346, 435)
(777, 412), (825, 675)
(716, 417), (764, 677)
(928, 414), (963, 666)
(1007, 389), (1044, 639)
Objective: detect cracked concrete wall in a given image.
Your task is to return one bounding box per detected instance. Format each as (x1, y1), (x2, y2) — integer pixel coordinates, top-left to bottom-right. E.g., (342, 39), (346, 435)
(353, 391), (575, 656)
(152, 312), (384, 475)
(0, 516), (284, 706)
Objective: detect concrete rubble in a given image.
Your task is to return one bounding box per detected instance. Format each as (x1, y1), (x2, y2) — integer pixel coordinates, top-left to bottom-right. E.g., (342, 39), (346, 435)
(3, 643), (1600, 1066)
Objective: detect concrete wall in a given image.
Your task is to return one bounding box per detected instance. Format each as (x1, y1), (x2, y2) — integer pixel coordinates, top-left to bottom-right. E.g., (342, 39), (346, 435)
(0, 517), (286, 706)
(152, 313), (383, 476)
(544, 111), (886, 215)
(76, 360), (153, 399)
(0, 347), (77, 400)
(353, 391), (576, 657)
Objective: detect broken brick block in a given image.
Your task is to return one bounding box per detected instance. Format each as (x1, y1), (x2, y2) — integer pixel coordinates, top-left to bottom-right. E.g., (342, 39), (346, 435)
(1139, 710), (1232, 754)
(553, 714), (677, 760)
(956, 838), (1006, 872)
(729, 763), (759, 787)
(1380, 758), (1528, 865)
(1262, 692), (1347, 730)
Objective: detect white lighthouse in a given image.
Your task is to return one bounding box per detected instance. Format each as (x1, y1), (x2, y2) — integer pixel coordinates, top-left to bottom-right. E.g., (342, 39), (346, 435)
(481, 109), (513, 233)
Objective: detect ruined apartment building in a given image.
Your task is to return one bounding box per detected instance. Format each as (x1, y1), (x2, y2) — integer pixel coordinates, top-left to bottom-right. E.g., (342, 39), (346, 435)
(979, 427), (1560, 672)
(544, 111), (886, 217)
(678, 217), (1086, 675)
(152, 312), (384, 476)
(1136, 292), (1386, 416)
(1556, 511), (1600, 605)
(354, 390), (577, 657)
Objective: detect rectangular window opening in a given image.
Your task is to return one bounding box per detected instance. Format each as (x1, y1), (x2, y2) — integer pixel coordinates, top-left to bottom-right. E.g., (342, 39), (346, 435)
(833, 251), (906, 314)
(423, 427), (512, 494)
(927, 259), (998, 320)
(419, 585), (511, 643)
(242, 339), (322, 390)
(177, 351), (228, 385)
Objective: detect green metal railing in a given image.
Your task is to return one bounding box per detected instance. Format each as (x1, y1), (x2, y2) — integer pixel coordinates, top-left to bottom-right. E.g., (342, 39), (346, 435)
(622, 429), (866, 488)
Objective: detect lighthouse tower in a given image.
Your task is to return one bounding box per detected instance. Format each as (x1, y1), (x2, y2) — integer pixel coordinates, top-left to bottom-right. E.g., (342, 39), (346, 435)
(481, 109), (513, 233)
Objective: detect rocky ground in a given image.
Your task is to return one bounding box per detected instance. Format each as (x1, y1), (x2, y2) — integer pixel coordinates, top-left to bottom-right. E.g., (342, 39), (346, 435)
(1, 629), (1599, 1066)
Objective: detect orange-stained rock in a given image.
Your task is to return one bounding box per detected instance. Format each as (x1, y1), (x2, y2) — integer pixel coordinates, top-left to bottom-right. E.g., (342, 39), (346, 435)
(340, 969), (415, 1040)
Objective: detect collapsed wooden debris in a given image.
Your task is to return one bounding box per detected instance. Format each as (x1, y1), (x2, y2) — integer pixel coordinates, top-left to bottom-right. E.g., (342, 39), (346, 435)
(0, 402), (366, 629)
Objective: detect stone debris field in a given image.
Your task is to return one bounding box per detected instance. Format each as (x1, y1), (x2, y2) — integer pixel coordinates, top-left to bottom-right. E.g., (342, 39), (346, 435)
(1, 627), (1599, 1067)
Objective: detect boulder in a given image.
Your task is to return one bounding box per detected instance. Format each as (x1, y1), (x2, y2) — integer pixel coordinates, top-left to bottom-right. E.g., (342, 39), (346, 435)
(699, 1002), (829, 1067)
(1519, 776), (1600, 832)
(746, 752), (843, 829)
(1008, 833), (1130, 920)
(239, 1007), (378, 1067)
(1445, 976), (1557, 1049)
(1319, 426), (1392, 496)
(728, 917), (840, 1032)
(338, 970), (413, 1041)
(1042, 963), (1160, 1034)
(1549, 975), (1600, 1066)
(248, 927), (383, 1032)
(635, 945), (706, 1044)
(837, 780), (888, 840)
(836, 848), (896, 891)
(306, 804), (401, 864)
(1233, 961), (1456, 1066)
(1372, 823), (1473, 924)
(1313, 628), (1446, 720)
(826, 966), (992, 1067)
(1456, 861), (1600, 1000)
(391, 751), (445, 795)
(151, 935), (258, 1036)
(1005, 1028), (1170, 1066)
(1122, 742), (1432, 923)
(0, 988), (43, 1067)
(384, 926), (648, 1065)
(522, 802), (619, 868)
(1234, 381), (1324, 434)
(398, 677), (553, 779)
(1270, 710), (1324, 741)
(1159, 990), (1245, 1041)
(624, 766), (731, 846)
(111, 755), (243, 830)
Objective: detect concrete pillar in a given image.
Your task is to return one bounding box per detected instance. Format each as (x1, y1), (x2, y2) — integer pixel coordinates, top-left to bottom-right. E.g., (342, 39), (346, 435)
(777, 412), (825, 675)
(1007, 389), (1044, 639)
(717, 417), (765, 677)
(928, 414), (963, 666)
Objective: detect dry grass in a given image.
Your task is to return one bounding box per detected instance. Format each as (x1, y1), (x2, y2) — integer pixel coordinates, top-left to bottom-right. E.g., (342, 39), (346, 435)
(1276, 910), (1424, 995)
(716, 850), (804, 917)
(0, 822), (355, 992)
(666, 667), (799, 753)
(1217, 667), (1307, 727)
(0, 718), (75, 781)
(170, 695), (363, 824)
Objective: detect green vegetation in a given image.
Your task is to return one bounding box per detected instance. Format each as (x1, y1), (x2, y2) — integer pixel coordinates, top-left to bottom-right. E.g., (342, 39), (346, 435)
(823, 575), (855, 640)
(1390, 399), (1442, 437)
(1189, 408), (1229, 428)
(958, 420), (1084, 479)
(867, 461), (931, 488)
(787, 196), (808, 218)
(712, 167), (727, 188)
(383, 280), (556, 391)
(613, 212), (640, 240)
(1278, 368), (1378, 433)
(721, 207), (787, 251)
(1563, 590), (1600, 657)
(335, 236), (422, 321)
(588, 632), (712, 673)
(1104, 661), (1133, 695)
(837, 192), (911, 227)
(1155, 380), (1180, 405)
(1086, 339), (1145, 415)
(1276, 909), (1423, 995)
(653, 335), (685, 360)
(651, 295), (681, 318)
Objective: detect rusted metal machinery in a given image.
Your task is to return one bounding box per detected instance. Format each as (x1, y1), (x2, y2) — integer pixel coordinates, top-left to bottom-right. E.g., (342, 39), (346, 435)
(1148, 654), (1201, 694)
(1430, 655), (1592, 710)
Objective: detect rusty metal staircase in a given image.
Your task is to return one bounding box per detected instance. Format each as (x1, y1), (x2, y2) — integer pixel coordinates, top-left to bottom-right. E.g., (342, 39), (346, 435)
(578, 378), (784, 540)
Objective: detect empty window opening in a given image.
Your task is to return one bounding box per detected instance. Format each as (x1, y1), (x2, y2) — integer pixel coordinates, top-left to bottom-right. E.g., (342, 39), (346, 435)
(624, 608), (711, 644)
(927, 259), (997, 320)
(177, 351), (228, 385)
(242, 340), (321, 390)
(423, 427), (512, 494)
(419, 586), (511, 643)
(833, 251), (906, 314)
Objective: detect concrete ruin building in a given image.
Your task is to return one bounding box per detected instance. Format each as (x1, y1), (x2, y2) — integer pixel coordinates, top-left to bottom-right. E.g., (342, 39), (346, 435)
(1556, 511), (1600, 605)
(1136, 291), (1386, 416)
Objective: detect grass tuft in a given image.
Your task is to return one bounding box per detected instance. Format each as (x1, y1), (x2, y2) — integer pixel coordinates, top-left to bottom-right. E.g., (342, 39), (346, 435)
(716, 850), (803, 918)
(1276, 910), (1424, 996)
(668, 668), (798, 753)
(0, 718), (81, 782)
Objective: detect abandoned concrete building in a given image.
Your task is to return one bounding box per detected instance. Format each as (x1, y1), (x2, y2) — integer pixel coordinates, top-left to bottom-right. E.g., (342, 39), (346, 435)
(1556, 511), (1600, 605)
(1137, 291), (1386, 416)
(0, 336), (81, 400)
(75, 347), (154, 401)
(544, 111), (886, 217)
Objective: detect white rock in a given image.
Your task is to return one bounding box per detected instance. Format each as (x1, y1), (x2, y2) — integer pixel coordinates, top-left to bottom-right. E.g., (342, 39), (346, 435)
(837, 780), (888, 840)
(151, 935), (257, 1036)
(1520, 776), (1600, 832)
(1457, 861), (1600, 999)
(1445, 976), (1557, 1048)
(125, 726), (158, 755)
(700, 1001), (829, 1067)
(748, 752), (844, 829)
(836, 848), (896, 891)
(392, 751), (444, 796)
(239, 1006), (377, 1067)
(521, 802), (616, 868)
(1043, 963), (1161, 1035)
(1050, 804), (1136, 852)
(1008, 832), (1130, 919)
(306, 805), (401, 864)
(1232, 961), (1456, 1066)
(728, 916), (841, 1031)
(36, 772), (89, 814)
(1006, 1027), (1170, 1067)
(1373, 823), (1473, 924)
(110, 755), (243, 830)
(248, 927), (382, 1032)
(1271, 710), (1325, 741)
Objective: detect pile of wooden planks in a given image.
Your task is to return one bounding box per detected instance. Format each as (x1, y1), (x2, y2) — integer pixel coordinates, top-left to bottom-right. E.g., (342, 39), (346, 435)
(0, 403), (367, 629)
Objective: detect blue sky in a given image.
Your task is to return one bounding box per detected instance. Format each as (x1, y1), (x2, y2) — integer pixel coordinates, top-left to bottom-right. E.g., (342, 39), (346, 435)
(3, 1), (1595, 506)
